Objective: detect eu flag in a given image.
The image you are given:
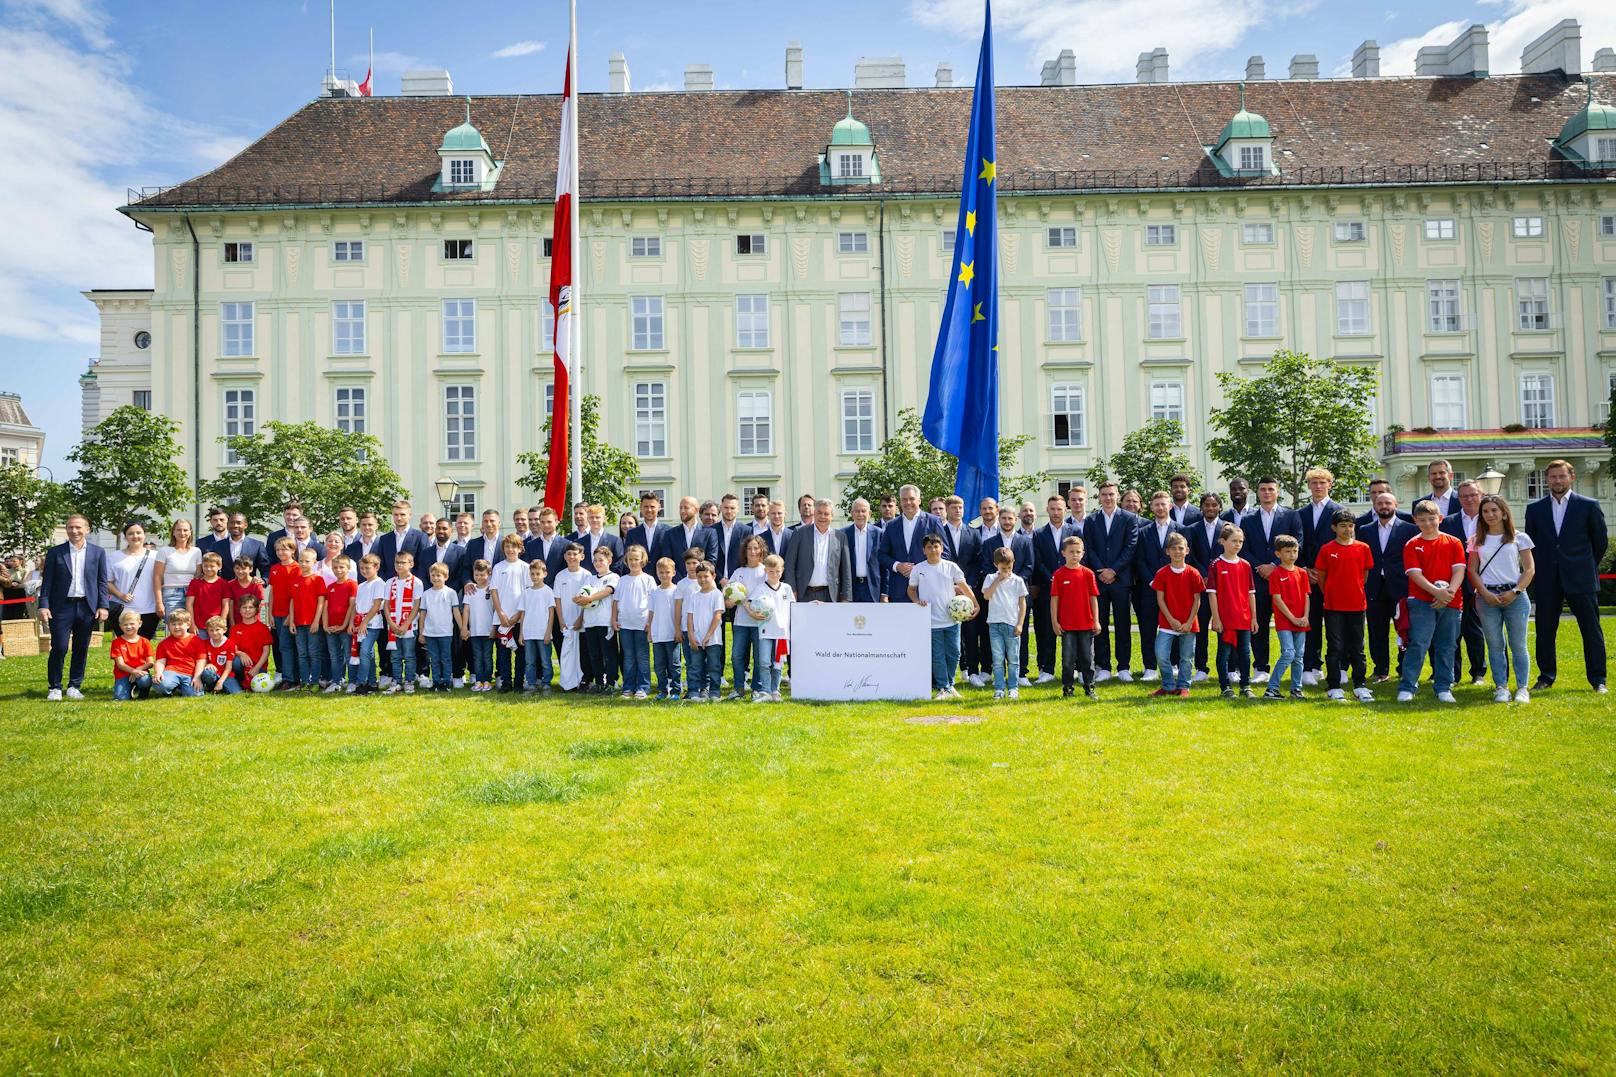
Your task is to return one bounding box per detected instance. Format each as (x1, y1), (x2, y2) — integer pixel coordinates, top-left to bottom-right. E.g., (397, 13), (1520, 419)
(922, 0), (999, 507)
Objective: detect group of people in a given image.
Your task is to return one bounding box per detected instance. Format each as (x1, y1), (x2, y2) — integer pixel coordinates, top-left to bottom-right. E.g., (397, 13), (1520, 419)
(30, 455), (1608, 704)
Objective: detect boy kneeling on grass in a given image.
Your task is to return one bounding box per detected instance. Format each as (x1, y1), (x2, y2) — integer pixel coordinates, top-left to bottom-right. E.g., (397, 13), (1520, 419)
(231, 595), (274, 691)
(110, 609), (155, 700)
(153, 610), (207, 697)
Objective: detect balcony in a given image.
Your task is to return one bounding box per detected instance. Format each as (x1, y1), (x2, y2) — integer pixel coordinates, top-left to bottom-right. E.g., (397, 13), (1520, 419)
(1383, 427), (1606, 457)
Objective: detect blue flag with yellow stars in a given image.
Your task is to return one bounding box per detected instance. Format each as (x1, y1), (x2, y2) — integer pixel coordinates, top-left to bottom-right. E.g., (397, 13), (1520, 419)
(922, 0), (999, 507)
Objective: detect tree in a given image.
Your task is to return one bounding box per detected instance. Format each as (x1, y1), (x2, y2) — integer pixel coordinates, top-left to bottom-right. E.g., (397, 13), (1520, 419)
(515, 395), (639, 517)
(66, 406), (191, 535)
(839, 407), (1051, 515)
(1084, 419), (1201, 497)
(1207, 349), (1380, 506)
(197, 421), (407, 531)
(1603, 382), (1616, 476)
(0, 463), (69, 560)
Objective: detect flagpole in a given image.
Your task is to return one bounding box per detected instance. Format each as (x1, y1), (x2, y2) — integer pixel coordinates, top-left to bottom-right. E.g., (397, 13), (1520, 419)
(567, 0), (584, 505)
(368, 27), (373, 84)
(329, 0), (336, 82)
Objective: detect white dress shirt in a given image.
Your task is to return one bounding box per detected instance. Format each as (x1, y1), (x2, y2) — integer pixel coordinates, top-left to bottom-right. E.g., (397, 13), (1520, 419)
(809, 526), (830, 587)
(852, 525), (872, 577)
(1551, 493), (1568, 534)
(901, 513), (918, 550)
(66, 543), (86, 598)
(1258, 507), (1277, 541)
(1377, 518), (1395, 552)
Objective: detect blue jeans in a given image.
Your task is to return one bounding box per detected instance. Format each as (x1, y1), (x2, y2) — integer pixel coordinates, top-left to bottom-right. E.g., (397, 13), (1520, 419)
(1216, 630), (1252, 691)
(732, 623), (764, 694)
(469, 636), (493, 684)
(156, 671), (197, 697)
(619, 629), (649, 694)
(1154, 631), (1195, 691)
(1477, 592), (1531, 691)
(295, 625), (322, 685)
(988, 622), (1019, 692)
(759, 635), (785, 694)
(930, 624), (961, 691)
(425, 634), (454, 686)
(113, 673), (152, 700)
(688, 643), (723, 697)
(200, 665), (244, 694)
(522, 636), (553, 688)
(1400, 599), (1460, 696)
(324, 631), (352, 685)
(653, 640), (681, 697)
(355, 627), (382, 686)
(680, 640), (695, 695)
(494, 630), (517, 688)
(1273, 630), (1305, 693)
(389, 632), (417, 683)
(274, 617), (298, 682)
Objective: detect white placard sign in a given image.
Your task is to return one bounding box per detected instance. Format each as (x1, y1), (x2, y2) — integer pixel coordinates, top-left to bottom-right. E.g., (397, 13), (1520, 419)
(788, 601), (931, 701)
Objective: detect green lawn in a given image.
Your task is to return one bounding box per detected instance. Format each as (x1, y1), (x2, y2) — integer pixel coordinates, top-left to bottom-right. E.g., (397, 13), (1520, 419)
(2, 622), (1613, 1074)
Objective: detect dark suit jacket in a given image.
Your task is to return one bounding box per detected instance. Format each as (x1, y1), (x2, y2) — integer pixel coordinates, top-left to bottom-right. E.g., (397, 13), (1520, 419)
(38, 541), (110, 613)
(461, 534), (507, 577)
(1030, 521), (1077, 587)
(198, 532), (233, 563)
(712, 521), (749, 581)
(1218, 504), (1253, 525)
(759, 527), (792, 559)
(1083, 509), (1141, 588)
(1184, 516), (1226, 575)
(1238, 506), (1302, 594)
(877, 513), (941, 601)
(1297, 499), (1345, 568)
(1525, 492), (1609, 595)
(939, 522), (981, 583)
(1133, 519), (1185, 587)
(524, 533), (571, 583)
(1422, 490), (1459, 517)
(783, 525), (854, 601)
(664, 524), (720, 582)
(342, 535), (382, 571)
(1356, 518), (1419, 602)
(572, 531), (624, 577)
(623, 521), (670, 565)
(1356, 508), (1415, 526)
(205, 535), (270, 578)
(1167, 503), (1198, 527)
(416, 541), (467, 592)
(841, 523), (884, 595)
(977, 530), (1033, 587)
(376, 528), (431, 582)
(1438, 512), (1483, 596)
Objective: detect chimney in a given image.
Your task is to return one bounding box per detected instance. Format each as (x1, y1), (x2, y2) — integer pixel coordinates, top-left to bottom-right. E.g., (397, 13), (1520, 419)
(1041, 50), (1075, 85)
(1352, 41), (1380, 77)
(1245, 55), (1266, 80)
(1594, 47), (1616, 72)
(1520, 19), (1580, 75)
(786, 41), (804, 89)
(854, 57), (905, 88)
(935, 61), (953, 88)
(1288, 54), (1319, 79)
(1136, 47), (1168, 83)
(609, 52), (631, 94)
(684, 64), (714, 91)
(400, 69), (453, 96)
(1416, 24), (1488, 77)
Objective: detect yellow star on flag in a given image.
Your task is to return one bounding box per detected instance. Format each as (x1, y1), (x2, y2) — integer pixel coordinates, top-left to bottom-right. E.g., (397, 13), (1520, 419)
(972, 302), (985, 323)
(978, 158), (996, 185)
(957, 261), (975, 288)
(965, 210), (976, 236)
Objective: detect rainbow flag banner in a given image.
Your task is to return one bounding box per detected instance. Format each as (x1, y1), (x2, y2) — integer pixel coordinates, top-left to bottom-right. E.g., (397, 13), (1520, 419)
(1387, 427), (1605, 455)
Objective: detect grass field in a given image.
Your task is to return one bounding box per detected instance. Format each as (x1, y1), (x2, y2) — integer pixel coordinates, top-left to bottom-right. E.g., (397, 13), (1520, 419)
(2, 622), (1614, 1074)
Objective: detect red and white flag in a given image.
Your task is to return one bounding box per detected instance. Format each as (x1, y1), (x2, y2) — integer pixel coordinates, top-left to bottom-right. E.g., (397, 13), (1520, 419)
(357, 67), (372, 96)
(544, 52), (576, 516)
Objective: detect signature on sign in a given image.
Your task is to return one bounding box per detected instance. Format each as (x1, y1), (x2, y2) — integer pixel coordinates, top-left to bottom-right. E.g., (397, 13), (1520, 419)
(842, 674), (880, 692)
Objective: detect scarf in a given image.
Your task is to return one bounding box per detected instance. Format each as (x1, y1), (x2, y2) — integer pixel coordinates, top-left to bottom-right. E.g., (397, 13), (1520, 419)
(385, 574), (415, 651)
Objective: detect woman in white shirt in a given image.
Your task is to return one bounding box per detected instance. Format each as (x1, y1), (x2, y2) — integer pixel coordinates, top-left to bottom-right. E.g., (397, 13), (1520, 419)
(152, 518), (201, 621)
(317, 532), (347, 584)
(1467, 495), (1536, 704)
(109, 522), (161, 639)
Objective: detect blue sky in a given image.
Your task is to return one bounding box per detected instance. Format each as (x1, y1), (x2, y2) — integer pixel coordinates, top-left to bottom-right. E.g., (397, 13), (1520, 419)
(1, 0), (1608, 477)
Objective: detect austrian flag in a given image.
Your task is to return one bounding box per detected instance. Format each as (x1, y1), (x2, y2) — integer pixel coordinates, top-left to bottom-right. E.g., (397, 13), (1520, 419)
(544, 54), (576, 516)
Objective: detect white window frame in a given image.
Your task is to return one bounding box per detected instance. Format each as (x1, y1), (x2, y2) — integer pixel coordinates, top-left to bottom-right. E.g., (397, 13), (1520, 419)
(541, 299), (556, 352)
(1512, 216), (1543, 238)
(841, 389), (875, 453)
(223, 241), (253, 264)
(1601, 215), (1616, 238)
(940, 229), (956, 255)
(1146, 285), (1180, 339)
(1520, 373), (1554, 429)
(1526, 469), (1548, 501)
(444, 385), (477, 461)
(332, 299), (365, 355)
(838, 292), (873, 347)
(1238, 145), (1266, 171)
(221, 387), (255, 466)
(333, 240), (365, 262)
(1426, 280), (1461, 333)
(442, 299), (476, 353)
(1144, 224), (1176, 247)
(1598, 369), (1616, 424)
(443, 238), (474, 260)
(132, 390), (152, 411)
(634, 381), (667, 458)
(1046, 226), (1077, 249)
(1424, 218), (1456, 241)
(1335, 281), (1370, 335)
(736, 390), (773, 457)
(1149, 380), (1185, 424)
(1047, 288), (1082, 342)
(1051, 383), (1086, 448)
(735, 234), (767, 256)
(741, 485), (772, 506)
(837, 153), (864, 179)
(445, 491), (478, 519)
(334, 386), (367, 435)
(220, 301), (253, 357)
(630, 235), (662, 258)
(449, 158), (477, 186)
(1241, 222), (1274, 245)
(1333, 221), (1366, 243)
(736, 294), (769, 349)
(1603, 278), (1616, 330)
(1243, 282), (1278, 337)
(630, 296), (664, 350)
(1516, 278), (1549, 331)
(837, 231), (870, 254)
(1430, 373), (1466, 430)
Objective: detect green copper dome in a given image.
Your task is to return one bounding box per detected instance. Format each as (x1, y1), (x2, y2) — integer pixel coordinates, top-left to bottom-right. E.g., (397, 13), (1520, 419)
(441, 98), (492, 154)
(830, 91), (873, 145)
(1558, 96), (1616, 143)
(1214, 85), (1270, 150)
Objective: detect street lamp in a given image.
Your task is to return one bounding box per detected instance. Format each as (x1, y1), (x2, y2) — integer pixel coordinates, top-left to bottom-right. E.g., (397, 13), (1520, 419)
(1476, 465), (1505, 496)
(434, 477), (460, 520)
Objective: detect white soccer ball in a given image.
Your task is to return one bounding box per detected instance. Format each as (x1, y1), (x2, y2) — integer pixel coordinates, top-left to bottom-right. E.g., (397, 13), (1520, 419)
(250, 672), (276, 694)
(946, 594), (975, 622)
(578, 583), (599, 599)
(723, 581), (748, 603)
(745, 593), (776, 621)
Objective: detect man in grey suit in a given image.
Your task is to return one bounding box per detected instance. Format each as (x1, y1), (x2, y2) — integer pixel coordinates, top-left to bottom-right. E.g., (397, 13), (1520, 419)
(783, 499), (853, 602)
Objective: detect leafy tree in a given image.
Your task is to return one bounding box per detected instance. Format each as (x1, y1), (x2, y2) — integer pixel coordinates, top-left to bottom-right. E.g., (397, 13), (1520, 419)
(839, 407), (1051, 515)
(198, 421), (407, 531)
(0, 463), (69, 560)
(1084, 419), (1201, 498)
(66, 406), (191, 535)
(1603, 382), (1616, 476)
(516, 395), (640, 518)
(1207, 349), (1380, 506)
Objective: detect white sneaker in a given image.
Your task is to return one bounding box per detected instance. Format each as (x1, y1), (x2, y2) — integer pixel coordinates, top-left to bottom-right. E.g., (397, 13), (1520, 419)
(1354, 687), (1374, 703)
(948, 685), (964, 699)
(633, 691), (648, 700)
(417, 675), (430, 688)
(1251, 671), (1269, 684)
(452, 677), (464, 688)
(1471, 677), (1488, 687)
(1142, 669), (1160, 683)
(1007, 688), (1019, 699)
(1017, 676), (1031, 688)
(1396, 691), (1414, 702)
(1513, 688), (1530, 703)
(935, 690), (950, 701)
(47, 688), (63, 701)
(993, 689), (1004, 699)
(1327, 688), (1345, 701)
(1117, 670), (1134, 683)
(384, 683), (401, 694)
(323, 683), (341, 694)
(65, 687), (84, 701)
(345, 683), (357, 693)
(1094, 670), (1112, 683)
(1436, 691), (1457, 703)
(1302, 671), (1318, 687)
(1193, 670), (1209, 683)
(1035, 672), (1054, 684)
(1492, 688), (1511, 703)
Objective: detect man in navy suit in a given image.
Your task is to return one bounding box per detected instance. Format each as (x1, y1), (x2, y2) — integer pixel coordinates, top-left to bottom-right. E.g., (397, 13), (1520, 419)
(265, 502), (305, 560)
(342, 511), (382, 569)
(1524, 459), (1608, 691)
(211, 512), (270, 580)
(709, 496), (748, 584)
(978, 504), (1035, 681)
(1026, 494), (1075, 685)
(1133, 491), (1184, 682)
(1238, 478), (1302, 682)
(524, 507), (571, 582)
(842, 497), (884, 603)
(1167, 474), (1198, 526)
(1297, 468), (1345, 682)
(1355, 478), (1414, 526)
(38, 513), (109, 700)
(198, 506), (232, 563)
(877, 484), (941, 603)
(1184, 492), (1227, 678)
(375, 500), (431, 582)
(623, 492), (671, 571)
(1084, 482), (1140, 681)
(1357, 490), (1418, 682)
(417, 518), (467, 591)
(1423, 459), (1459, 519)
(575, 505), (625, 577)
(665, 496), (719, 582)
(1217, 478), (1252, 524)
(1437, 481), (1486, 685)
(757, 500), (793, 560)
(461, 509), (507, 579)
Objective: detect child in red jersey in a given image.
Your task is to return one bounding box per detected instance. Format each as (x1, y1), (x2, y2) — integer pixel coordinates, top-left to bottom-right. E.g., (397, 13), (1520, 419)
(265, 537), (301, 685)
(1049, 535), (1100, 699)
(185, 552), (232, 632)
(1398, 499), (1467, 703)
(153, 610), (207, 697)
(198, 615), (242, 694)
(226, 556), (264, 627)
(1150, 532), (1204, 698)
(290, 546), (328, 689)
(110, 609), (155, 700)
(1315, 509), (1376, 702)
(1264, 535), (1310, 700)
(1207, 524), (1257, 698)
(230, 595), (274, 688)
(320, 554), (359, 693)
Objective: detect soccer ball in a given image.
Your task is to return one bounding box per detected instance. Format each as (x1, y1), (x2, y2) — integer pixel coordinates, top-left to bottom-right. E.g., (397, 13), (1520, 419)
(578, 583), (599, 599)
(250, 672), (276, 694)
(723, 581), (748, 603)
(946, 595), (975, 622)
(745, 593), (776, 621)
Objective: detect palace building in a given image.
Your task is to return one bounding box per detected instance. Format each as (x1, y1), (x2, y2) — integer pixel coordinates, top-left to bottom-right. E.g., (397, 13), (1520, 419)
(89, 21), (1616, 518)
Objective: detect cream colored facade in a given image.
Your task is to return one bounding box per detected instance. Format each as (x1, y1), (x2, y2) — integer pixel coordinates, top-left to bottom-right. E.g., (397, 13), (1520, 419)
(0, 392), (46, 470)
(80, 289), (155, 430)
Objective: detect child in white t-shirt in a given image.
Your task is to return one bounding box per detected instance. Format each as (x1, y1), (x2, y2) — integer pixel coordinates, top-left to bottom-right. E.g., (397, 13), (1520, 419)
(353, 554), (388, 694)
(461, 559), (496, 692)
(681, 562), (726, 702)
(551, 543), (589, 692)
(753, 553), (795, 702)
(671, 549), (705, 697)
(416, 562), (463, 691)
(519, 559), (555, 692)
(725, 534), (768, 699)
(613, 545), (656, 698)
(488, 535), (529, 692)
(907, 533), (974, 699)
(981, 545), (1029, 699)
(647, 557), (681, 699)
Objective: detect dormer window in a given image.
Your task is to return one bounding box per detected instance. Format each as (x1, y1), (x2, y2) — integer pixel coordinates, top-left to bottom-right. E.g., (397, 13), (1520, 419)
(838, 153), (864, 179)
(1552, 80), (1616, 170)
(434, 99), (504, 193)
(1238, 145), (1266, 171)
(820, 91), (881, 186)
(448, 158), (478, 186)
(1207, 84), (1276, 178)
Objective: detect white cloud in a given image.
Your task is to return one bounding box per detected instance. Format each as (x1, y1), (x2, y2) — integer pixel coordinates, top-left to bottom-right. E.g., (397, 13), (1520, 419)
(492, 40), (545, 59)
(2, 0), (111, 48)
(1366, 18), (1468, 76)
(1367, 1), (1616, 76)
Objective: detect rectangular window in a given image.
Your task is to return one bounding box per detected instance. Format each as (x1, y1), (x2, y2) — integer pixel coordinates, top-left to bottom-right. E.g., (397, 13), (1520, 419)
(0, 448), (15, 467)
(541, 298), (556, 351)
(442, 299), (476, 353)
(1430, 374), (1466, 430)
(1604, 278), (1616, 330)
(221, 388), (255, 466)
(1146, 285), (1180, 339)
(1526, 469), (1547, 501)
(630, 296), (664, 350)
(735, 234), (767, 255)
(841, 389), (875, 453)
(1512, 216), (1543, 238)
(223, 241), (253, 263)
(1424, 218), (1456, 241)
(1598, 369), (1616, 424)
(1520, 373), (1554, 428)
(637, 488), (668, 509)
(1426, 280), (1461, 333)
(1238, 145), (1266, 171)
(838, 292), (873, 347)
(1046, 226), (1077, 248)
(634, 381), (667, 458)
(1149, 381), (1185, 424)
(443, 239), (473, 260)
(1334, 221), (1366, 243)
(1051, 383), (1085, 448)
(940, 229), (956, 255)
(132, 390), (151, 411)
(542, 237), (553, 258)
(334, 386), (366, 435)
(1047, 288), (1082, 342)
(332, 299), (365, 355)
(444, 385), (476, 461)
(741, 485), (771, 505)
(1243, 283), (1277, 337)
(333, 240), (364, 262)
(544, 382), (555, 420)
(1335, 281), (1370, 335)
(736, 294), (769, 348)
(737, 390), (772, 456)
(449, 159), (476, 185)
(1241, 222), (1273, 245)
(838, 153), (864, 179)
(1601, 215), (1616, 237)
(220, 301), (253, 356)
(446, 491), (477, 519)
(1516, 278), (1549, 331)
(630, 236), (662, 258)
(1144, 224), (1176, 246)
(837, 231), (870, 254)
